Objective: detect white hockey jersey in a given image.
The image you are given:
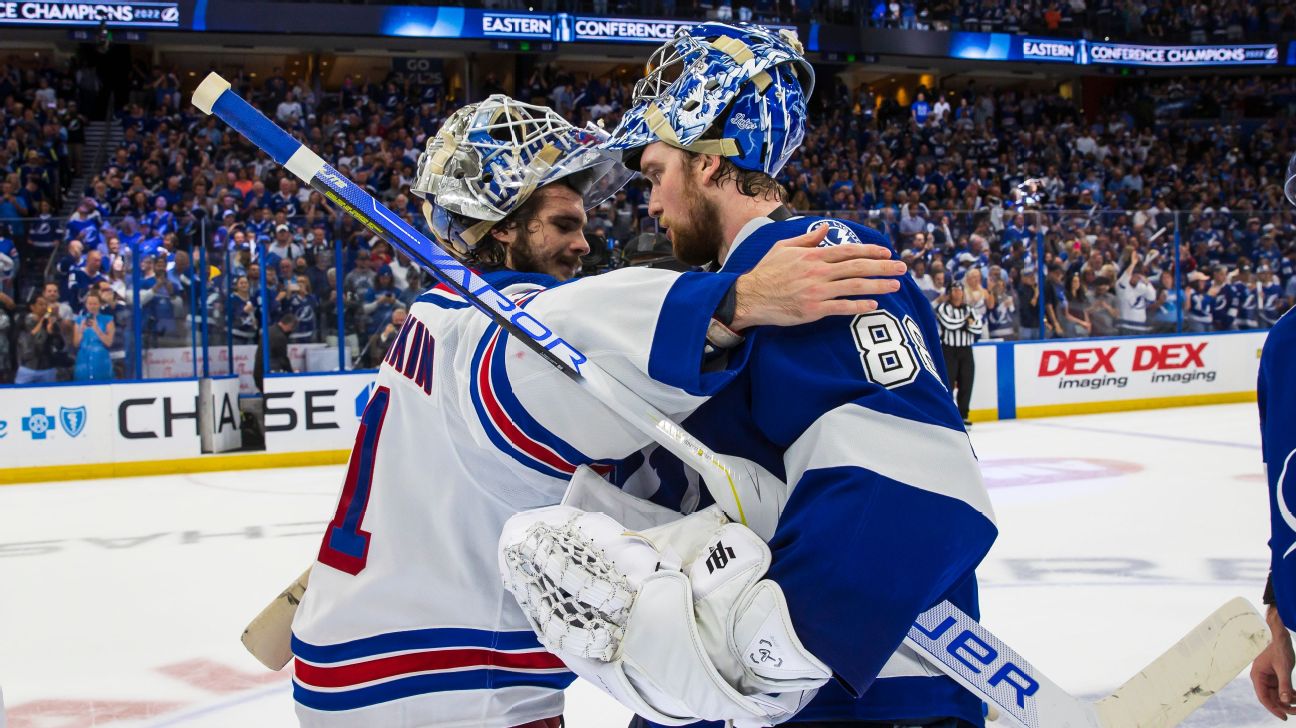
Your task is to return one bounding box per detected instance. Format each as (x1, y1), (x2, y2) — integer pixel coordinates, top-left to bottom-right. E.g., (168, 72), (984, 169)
(291, 267), (746, 728)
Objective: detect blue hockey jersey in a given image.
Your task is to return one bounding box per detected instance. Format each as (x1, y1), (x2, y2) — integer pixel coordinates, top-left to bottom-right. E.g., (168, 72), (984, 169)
(1262, 309), (1296, 629)
(625, 214), (998, 725)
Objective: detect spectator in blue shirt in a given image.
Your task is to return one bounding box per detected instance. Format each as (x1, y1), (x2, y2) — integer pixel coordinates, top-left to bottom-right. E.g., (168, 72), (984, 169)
(911, 92), (931, 126)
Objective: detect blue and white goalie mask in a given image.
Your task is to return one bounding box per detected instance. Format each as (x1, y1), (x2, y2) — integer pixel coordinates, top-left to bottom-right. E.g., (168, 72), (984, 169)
(412, 95), (633, 261)
(604, 22), (814, 177)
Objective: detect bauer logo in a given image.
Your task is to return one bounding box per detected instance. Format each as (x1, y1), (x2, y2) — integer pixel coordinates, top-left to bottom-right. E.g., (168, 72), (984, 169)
(910, 608), (1040, 724)
(317, 170), (348, 190)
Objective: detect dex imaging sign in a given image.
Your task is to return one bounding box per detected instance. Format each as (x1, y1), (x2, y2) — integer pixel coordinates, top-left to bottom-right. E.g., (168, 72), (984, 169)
(1014, 332), (1265, 414)
(0, 1), (180, 26)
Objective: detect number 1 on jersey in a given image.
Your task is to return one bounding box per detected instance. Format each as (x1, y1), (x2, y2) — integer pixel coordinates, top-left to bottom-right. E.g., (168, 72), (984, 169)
(318, 386), (391, 575)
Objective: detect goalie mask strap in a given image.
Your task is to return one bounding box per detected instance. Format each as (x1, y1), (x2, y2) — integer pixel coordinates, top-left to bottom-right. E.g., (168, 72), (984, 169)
(643, 104), (740, 159)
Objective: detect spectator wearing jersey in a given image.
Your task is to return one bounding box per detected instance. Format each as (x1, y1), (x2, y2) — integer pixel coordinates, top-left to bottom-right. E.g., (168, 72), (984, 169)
(962, 267), (992, 338)
(1184, 271), (1214, 333)
(144, 195), (176, 236)
(98, 283), (131, 378)
(141, 254), (186, 347)
(285, 275), (319, 344)
(1116, 251), (1157, 335)
(363, 265), (401, 337)
(27, 199), (61, 256)
(1259, 267), (1285, 328)
(65, 198), (102, 250)
(985, 273), (1016, 339)
(69, 249), (107, 312)
(1209, 266), (1237, 331)
(0, 226), (17, 299)
(935, 285), (983, 426)
(1236, 266), (1261, 330)
(228, 275), (258, 346)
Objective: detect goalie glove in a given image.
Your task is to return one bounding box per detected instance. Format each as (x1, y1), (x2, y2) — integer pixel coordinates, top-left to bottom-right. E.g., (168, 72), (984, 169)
(499, 504), (830, 727)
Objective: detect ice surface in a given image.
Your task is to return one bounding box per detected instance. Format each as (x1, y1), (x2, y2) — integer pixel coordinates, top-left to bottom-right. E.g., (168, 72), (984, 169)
(0, 403), (1274, 727)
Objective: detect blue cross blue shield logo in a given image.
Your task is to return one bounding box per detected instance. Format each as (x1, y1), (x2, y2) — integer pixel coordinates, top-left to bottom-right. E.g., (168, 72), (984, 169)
(59, 406), (87, 437)
(21, 407), (56, 440)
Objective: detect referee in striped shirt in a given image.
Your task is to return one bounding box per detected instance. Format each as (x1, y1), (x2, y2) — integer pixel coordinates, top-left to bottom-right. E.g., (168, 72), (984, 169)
(935, 285), (983, 426)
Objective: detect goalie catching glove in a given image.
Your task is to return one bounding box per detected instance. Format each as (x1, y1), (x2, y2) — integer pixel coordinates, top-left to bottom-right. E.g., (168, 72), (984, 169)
(498, 503), (829, 726)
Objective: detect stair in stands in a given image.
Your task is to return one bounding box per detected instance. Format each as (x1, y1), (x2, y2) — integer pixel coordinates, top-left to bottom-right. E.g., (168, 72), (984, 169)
(61, 116), (124, 217)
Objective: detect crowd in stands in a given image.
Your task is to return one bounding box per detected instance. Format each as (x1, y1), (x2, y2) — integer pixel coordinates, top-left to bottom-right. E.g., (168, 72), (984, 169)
(935, 0), (1295, 41)
(276, 0), (1296, 40)
(777, 75), (1296, 339)
(0, 50), (1292, 384)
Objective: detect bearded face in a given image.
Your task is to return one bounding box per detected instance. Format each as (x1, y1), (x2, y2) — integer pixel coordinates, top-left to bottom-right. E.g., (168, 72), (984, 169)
(665, 169), (724, 267)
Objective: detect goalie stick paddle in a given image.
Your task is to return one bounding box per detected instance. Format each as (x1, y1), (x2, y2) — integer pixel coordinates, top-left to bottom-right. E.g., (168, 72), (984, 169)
(903, 596), (1265, 728)
(194, 74), (1267, 727)
(240, 568), (309, 671)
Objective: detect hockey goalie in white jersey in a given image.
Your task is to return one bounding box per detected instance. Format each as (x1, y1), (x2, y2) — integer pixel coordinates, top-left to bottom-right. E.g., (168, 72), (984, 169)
(289, 96), (905, 727)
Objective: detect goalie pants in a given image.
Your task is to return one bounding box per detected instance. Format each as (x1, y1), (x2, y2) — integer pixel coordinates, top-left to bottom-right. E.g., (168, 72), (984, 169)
(627, 717), (978, 727)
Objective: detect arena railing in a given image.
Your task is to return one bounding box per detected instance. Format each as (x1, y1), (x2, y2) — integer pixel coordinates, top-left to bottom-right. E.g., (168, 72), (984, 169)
(0, 206), (1289, 387)
(799, 206), (1294, 343)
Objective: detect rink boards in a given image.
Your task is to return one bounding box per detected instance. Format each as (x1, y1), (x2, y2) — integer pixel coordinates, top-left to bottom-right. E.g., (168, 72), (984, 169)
(0, 330), (1268, 484)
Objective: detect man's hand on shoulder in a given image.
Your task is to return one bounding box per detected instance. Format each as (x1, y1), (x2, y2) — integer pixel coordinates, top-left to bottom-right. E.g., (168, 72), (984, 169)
(732, 226), (905, 330)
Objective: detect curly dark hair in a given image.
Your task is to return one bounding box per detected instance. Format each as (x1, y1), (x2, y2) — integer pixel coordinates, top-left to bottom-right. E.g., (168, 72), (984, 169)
(453, 178), (581, 270)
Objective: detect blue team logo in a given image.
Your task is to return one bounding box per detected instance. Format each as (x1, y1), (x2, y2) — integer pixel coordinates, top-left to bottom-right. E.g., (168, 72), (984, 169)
(21, 407), (56, 440)
(355, 382), (378, 419)
(59, 406), (87, 438)
(808, 219), (861, 247)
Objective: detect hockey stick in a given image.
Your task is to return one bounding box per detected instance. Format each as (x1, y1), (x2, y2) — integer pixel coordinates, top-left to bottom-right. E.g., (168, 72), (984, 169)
(194, 74), (780, 538)
(194, 75), (1267, 727)
(193, 73), (787, 669)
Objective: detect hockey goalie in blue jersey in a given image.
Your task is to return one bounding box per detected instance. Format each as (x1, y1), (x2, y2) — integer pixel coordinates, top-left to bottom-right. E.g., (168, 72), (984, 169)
(288, 91), (906, 728)
(500, 23), (997, 728)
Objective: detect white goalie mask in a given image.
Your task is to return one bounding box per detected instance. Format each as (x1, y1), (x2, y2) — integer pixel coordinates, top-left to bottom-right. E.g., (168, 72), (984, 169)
(412, 95), (633, 263)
